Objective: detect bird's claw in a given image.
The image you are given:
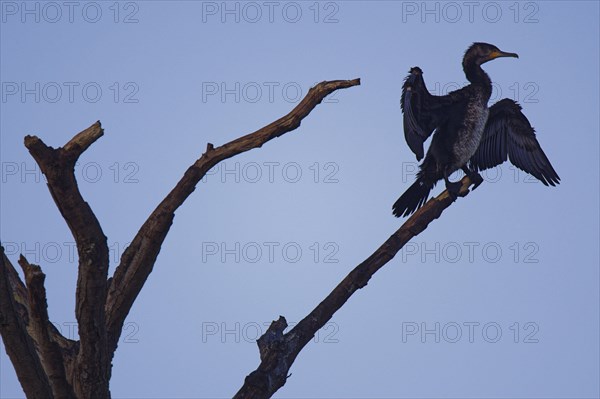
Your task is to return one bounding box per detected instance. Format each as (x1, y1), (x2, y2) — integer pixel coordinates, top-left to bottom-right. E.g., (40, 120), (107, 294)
(446, 181), (462, 201)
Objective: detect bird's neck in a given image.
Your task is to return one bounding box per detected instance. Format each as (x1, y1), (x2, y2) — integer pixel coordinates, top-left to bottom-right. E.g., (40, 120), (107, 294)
(464, 62), (492, 90)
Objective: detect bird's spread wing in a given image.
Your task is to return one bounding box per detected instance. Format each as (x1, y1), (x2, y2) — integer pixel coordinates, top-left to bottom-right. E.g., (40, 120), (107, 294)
(470, 99), (560, 186)
(401, 67), (463, 160)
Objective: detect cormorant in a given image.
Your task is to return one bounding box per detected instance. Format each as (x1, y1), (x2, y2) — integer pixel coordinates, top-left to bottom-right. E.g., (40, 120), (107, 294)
(392, 42), (560, 217)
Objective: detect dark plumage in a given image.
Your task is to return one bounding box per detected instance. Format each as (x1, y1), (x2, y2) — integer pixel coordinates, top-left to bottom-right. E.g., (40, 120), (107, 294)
(393, 42), (559, 218)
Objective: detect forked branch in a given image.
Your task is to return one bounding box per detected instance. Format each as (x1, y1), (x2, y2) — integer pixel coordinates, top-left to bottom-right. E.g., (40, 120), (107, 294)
(25, 122), (110, 398)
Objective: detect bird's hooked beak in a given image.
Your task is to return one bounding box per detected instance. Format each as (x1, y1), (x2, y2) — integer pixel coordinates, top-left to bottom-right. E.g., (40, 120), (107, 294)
(489, 49), (519, 60)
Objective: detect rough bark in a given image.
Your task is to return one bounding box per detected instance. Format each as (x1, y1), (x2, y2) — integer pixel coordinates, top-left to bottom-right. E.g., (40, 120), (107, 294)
(18, 255), (77, 399)
(25, 122), (110, 398)
(234, 177), (476, 399)
(0, 248), (53, 398)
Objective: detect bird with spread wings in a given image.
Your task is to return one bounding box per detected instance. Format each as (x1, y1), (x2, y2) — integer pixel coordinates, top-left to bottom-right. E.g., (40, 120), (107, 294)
(393, 43), (560, 218)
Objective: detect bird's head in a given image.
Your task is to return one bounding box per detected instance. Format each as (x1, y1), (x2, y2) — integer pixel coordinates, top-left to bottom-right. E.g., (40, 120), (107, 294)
(463, 42), (519, 68)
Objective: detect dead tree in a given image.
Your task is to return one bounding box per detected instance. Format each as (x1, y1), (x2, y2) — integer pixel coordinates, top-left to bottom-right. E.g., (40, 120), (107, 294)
(0, 77), (477, 398)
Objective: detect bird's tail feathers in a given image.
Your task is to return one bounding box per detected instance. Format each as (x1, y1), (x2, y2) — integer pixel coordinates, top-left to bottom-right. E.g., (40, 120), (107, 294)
(392, 177), (435, 218)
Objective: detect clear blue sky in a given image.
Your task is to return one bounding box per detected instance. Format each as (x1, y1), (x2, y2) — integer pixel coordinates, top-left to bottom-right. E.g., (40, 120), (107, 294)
(1, 1), (599, 398)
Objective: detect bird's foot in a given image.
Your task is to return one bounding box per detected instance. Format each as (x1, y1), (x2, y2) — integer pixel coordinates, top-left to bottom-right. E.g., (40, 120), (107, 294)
(445, 180), (462, 201)
(461, 166), (484, 190)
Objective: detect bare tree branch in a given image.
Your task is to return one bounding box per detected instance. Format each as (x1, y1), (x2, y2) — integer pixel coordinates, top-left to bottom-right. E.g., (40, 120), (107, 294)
(234, 176), (475, 399)
(105, 78), (361, 353)
(0, 246), (53, 398)
(18, 255), (76, 399)
(24, 121), (110, 398)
